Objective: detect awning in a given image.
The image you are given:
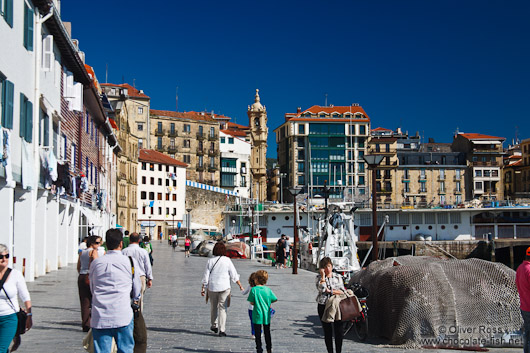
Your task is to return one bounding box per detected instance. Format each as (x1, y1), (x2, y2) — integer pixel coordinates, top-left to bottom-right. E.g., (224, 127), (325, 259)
(472, 140), (501, 145)
(140, 221), (156, 227)
(80, 207), (101, 227)
(108, 118), (119, 130)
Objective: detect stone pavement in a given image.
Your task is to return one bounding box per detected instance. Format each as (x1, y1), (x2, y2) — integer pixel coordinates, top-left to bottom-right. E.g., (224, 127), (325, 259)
(20, 241), (520, 353)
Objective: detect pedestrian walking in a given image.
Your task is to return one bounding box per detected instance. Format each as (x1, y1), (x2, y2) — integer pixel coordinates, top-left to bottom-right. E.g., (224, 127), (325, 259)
(171, 234), (178, 251)
(242, 273), (257, 338)
(516, 247), (530, 353)
(89, 229), (141, 353)
(0, 244), (32, 352)
(79, 237), (88, 253)
(77, 235), (101, 332)
(247, 270), (277, 353)
(122, 232), (153, 311)
(316, 257), (346, 353)
(141, 236), (153, 266)
(275, 238), (285, 269)
(201, 242), (244, 337)
(184, 237), (191, 257)
(284, 236), (291, 268)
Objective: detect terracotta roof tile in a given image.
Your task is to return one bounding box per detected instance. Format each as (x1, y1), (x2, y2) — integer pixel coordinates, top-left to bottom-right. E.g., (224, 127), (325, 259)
(139, 149), (188, 167)
(459, 133), (506, 141)
(101, 83), (150, 98)
(150, 110), (218, 122)
(227, 121), (249, 129)
(286, 105), (370, 120)
(221, 129), (247, 137)
(372, 127), (392, 131)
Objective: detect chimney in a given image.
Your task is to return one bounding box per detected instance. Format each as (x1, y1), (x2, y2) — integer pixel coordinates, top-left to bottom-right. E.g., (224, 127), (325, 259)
(297, 107), (301, 113)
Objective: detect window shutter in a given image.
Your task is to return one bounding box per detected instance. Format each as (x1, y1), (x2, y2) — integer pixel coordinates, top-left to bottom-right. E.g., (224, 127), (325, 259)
(4, 0), (13, 27)
(25, 99), (33, 142)
(19, 94), (26, 139)
(24, 3), (34, 51)
(43, 113), (49, 146)
(42, 35), (54, 71)
(3, 80), (14, 128)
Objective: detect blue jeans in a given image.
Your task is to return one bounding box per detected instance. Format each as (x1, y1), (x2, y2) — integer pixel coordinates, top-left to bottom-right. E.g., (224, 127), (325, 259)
(522, 310), (530, 353)
(0, 313), (17, 353)
(92, 319), (134, 353)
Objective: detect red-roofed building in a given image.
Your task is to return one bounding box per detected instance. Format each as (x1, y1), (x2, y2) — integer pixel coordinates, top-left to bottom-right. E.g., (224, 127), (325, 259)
(504, 139), (530, 201)
(137, 149), (187, 238)
(273, 103), (370, 201)
(452, 132), (506, 201)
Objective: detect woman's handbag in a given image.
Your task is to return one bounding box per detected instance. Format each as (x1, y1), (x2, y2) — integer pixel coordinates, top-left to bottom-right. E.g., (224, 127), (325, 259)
(339, 292), (362, 322)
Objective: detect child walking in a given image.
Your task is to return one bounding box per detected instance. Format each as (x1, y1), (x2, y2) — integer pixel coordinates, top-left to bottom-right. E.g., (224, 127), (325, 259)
(247, 270), (277, 353)
(242, 273), (257, 338)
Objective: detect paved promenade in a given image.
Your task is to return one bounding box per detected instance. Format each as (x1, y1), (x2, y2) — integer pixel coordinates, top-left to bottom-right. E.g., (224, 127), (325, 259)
(21, 241), (519, 352)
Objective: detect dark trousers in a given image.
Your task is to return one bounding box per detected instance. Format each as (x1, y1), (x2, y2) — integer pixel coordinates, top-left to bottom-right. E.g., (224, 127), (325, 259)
(133, 311), (148, 353)
(77, 274), (91, 331)
(318, 304), (343, 353)
(253, 323), (271, 353)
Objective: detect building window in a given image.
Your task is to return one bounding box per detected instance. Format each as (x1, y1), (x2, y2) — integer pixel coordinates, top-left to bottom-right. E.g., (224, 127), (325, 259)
(358, 176), (365, 185)
(298, 163), (304, 172)
(158, 207), (162, 215)
(298, 175), (305, 185)
(439, 181), (445, 192)
(23, 3), (34, 51)
(198, 156), (203, 167)
(172, 194), (176, 201)
(142, 162), (146, 170)
(158, 164), (162, 171)
(475, 170), (482, 177)
(149, 192), (154, 200)
(166, 193), (169, 201)
(158, 178), (162, 185)
(157, 193), (162, 200)
(142, 176), (146, 184)
(150, 177), (154, 185)
(138, 123), (143, 131)
(173, 179), (176, 187)
(184, 155), (190, 163)
(157, 137), (162, 149)
(138, 106), (143, 114)
(141, 191), (146, 199)
(298, 124), (305, 134)
(475, 182), (483, 190)
(228, 137), (234, 144)
(220, 137), (225, 143)
(2, 0), (13, 27)
(359, 125), (366, 135)
(420, 183), (426, 193)
(456, 181), (461, 192)
(183, 124), (190, 132)
(404, 182), (410, 193)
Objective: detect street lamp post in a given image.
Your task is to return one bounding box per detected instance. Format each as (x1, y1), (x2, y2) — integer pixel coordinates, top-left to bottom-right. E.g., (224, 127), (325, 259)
(186, 208), (192, 240)
(172, 211), (176, 239)
(148, 215), (152, 240)
(288, 187), (303, 274)
(363, 155), (384, 262)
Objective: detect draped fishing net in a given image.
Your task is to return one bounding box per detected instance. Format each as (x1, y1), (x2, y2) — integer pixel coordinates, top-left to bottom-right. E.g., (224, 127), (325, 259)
(351, 256), (523, 349)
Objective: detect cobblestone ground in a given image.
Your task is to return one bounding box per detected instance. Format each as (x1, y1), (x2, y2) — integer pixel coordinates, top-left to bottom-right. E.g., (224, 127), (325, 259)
(20, 241), (520, 352)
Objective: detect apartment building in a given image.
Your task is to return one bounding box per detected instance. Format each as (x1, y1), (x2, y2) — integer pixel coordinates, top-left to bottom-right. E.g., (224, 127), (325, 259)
(0, 0), (118, 280)
(149, 110), (220, 186)
(274, 103), (370, 201)
(367, 127), (400, 205)
(137, 149), (187, 239)
(452, 133), (505, 201)
(219, 130), (251, 198)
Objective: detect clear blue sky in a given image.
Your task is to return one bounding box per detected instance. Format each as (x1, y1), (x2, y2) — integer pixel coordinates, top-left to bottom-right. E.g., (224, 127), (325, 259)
(62, 0), (530, 157)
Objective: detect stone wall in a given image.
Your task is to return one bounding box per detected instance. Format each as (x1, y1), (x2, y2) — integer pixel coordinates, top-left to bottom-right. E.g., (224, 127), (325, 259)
(186, 187), (237, 232)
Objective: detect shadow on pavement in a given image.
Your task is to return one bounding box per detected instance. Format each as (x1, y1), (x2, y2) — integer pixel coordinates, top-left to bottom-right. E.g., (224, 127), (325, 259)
(148, 326), (247, 339)
(171, 347), (248, 353)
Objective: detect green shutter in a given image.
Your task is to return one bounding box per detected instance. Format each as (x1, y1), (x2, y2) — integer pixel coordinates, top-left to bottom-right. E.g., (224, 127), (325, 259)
(4, 0), (13, 27)
(23, 3), (34, 51)
(25, 99), (33, 142)
(3, 80), (14, 129)
(19, 94), (26, 138)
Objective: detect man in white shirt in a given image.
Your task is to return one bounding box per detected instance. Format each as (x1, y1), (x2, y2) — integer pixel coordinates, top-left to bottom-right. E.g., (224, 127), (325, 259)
(90, 228), (141, 353)
(122, 232), (153, 311)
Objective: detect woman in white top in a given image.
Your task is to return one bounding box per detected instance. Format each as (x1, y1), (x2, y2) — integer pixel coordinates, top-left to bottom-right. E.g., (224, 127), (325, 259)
(201, 242), (244, 337)
(76, 235), (101, 332)
(0, 244), (32, 353)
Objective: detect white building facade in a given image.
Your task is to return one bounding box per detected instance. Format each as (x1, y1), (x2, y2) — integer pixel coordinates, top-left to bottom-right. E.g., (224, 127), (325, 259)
(137, 149), (187, 239)
(219, 131), (251, 198)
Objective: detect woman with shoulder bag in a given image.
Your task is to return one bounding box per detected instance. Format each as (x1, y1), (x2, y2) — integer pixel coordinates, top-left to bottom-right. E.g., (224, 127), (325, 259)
(0, 244), (32, 353)
(316, 257), (345, 353)
(201, 242), (244, 337)
(77, 235), (101, 332)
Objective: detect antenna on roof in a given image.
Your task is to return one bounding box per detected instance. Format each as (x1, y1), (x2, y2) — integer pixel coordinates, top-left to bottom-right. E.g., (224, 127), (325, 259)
(324, 93), (328, 107)
(133, 79), (136, 88)
(105, 63), (108, 84)
(121, 75), (124, 84)
(176, 86), (179, 112)
(515, 125), (519, 144)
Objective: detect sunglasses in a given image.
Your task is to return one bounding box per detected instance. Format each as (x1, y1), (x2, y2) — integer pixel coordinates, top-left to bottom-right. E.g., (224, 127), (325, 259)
(95, 242), (101, 245)
(0, 254), (9, 260)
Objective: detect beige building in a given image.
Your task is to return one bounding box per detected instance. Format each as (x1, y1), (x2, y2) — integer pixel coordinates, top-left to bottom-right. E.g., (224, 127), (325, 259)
(367, 128), (399, 205)
(248, 90), (268, 201)
(452, 133), (505, 201)
(149, 110), (220, 186)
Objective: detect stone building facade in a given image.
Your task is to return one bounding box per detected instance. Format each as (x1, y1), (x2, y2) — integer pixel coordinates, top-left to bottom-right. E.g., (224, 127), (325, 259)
(247, 90), (268, 201)
(149, 110), (220, 186)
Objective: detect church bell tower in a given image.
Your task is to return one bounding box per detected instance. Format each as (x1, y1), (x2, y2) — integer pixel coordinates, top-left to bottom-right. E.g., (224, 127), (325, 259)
(247, 89), (268, 201)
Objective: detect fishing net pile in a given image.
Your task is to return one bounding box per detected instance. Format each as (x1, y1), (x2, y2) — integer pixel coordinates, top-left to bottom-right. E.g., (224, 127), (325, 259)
(351, 256), (523, 348)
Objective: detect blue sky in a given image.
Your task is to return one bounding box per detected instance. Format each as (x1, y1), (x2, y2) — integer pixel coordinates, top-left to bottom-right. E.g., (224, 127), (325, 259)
(61, 0), (530, 157)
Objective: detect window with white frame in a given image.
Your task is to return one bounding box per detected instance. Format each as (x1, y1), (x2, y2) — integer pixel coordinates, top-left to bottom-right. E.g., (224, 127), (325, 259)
(138, 106), (143, 114)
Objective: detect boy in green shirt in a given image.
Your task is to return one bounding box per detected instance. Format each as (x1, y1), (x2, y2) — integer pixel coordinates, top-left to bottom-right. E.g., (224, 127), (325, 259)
(247, 270), (277, 353)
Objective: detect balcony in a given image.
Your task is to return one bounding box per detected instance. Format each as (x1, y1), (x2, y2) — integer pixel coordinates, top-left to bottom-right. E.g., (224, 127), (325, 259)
(367, 148), (394, 155)
(168, 146), (178, 154)
(208, 133), (218, 141)
(196, 132), (206, 140)
(472, 161), (499, 167)
(208, 166), (218, 172)
(251, 167), (267, 176)
(155, 128), (165, 136)
(156, 145), (166, 152)
(196, 165), (205, 172)
(196, 148), (205, 156)
(208, 149), (218, 157)
(168, 130), (178, 137)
